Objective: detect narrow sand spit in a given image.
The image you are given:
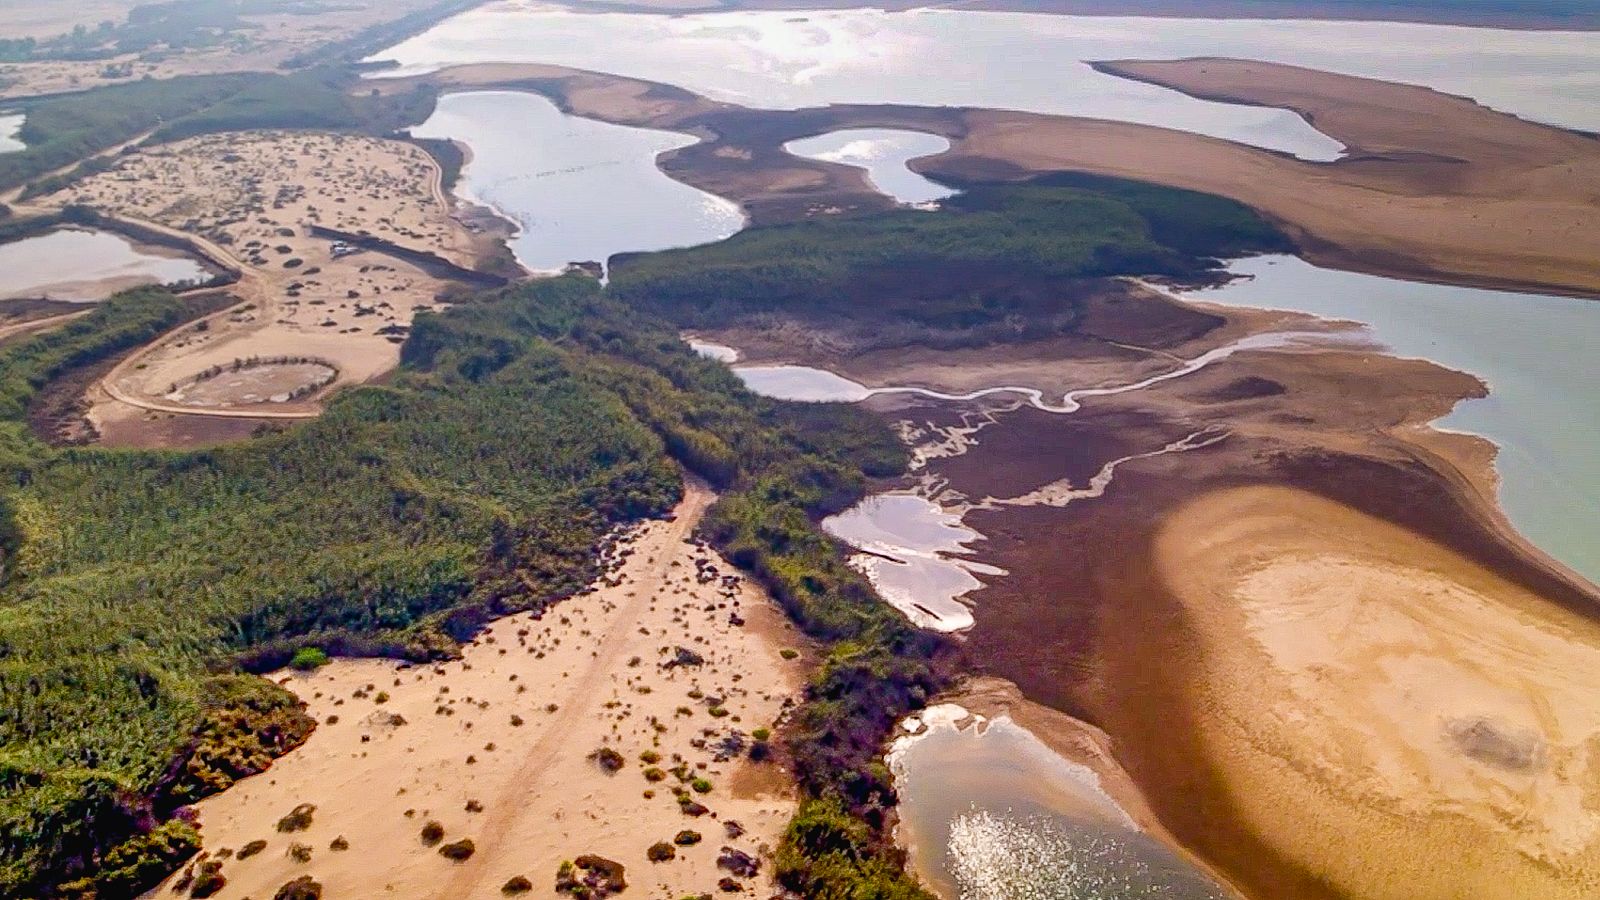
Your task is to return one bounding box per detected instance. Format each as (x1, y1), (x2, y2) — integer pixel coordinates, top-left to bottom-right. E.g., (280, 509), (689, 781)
(152, 485), (807, 898)
(1154, 485), (1600, 900)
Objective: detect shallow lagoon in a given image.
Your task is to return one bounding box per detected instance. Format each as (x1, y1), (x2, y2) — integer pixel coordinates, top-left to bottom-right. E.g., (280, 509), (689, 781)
(891, 705), (1231, 900)
(0, 113), (24, 154)
(410, 91), (743, 272)
(784, 129), (955, 206)
(0, 229), (209, 301)
(821, 494), (1001, 632)
(374, 4), (1600, 156)
(370, 4), (1348, 159)
(1182, 255), (1600, 588)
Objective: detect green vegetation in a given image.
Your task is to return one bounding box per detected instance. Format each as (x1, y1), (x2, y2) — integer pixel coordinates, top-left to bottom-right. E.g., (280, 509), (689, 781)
(611, 176), (1288, 345)
(0, 278), (680, 897)
(5, 69), (439, 196)
(288, 647), (329, 671)
(0, 175), (1287, 897)
(1, 75), (252, 191)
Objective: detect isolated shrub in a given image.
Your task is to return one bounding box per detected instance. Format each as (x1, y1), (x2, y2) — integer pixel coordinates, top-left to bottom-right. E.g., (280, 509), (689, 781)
(420, 821), (445, 846)
(276, 803), (315, 833)
(289, 647), (328, 671)
(439, 838), (476, 861)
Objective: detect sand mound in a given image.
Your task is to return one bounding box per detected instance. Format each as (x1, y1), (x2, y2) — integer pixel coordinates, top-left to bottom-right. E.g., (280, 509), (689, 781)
(1154, 485), (1600, 899)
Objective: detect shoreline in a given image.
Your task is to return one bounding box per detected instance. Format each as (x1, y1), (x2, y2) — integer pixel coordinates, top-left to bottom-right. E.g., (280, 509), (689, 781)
(549, 0), (1600, 30)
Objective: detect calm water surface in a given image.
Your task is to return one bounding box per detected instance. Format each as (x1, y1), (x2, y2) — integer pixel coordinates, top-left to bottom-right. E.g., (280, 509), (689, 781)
(0, 113), (23, 154)
(821, 494), (1001, 632)
(374, 4), (1600, 156)
(1182, 255), (1600, 587)
(785, 129), (956, 205)
(410, 91), (742, 272)
(369, 4), (1351, 159)
(0, 229), (208, 301)
(891, 705), (1231, 900)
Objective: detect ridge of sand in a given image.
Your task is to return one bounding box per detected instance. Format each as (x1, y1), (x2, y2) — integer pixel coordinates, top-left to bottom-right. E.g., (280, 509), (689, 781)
(1151, 485), (1600, 900)
(151, 484), (807, 899)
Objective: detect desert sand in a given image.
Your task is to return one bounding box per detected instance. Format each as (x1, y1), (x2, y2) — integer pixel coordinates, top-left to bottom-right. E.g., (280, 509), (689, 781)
(151, 484), (806, 899)
(1152, 485), (1600, 900)
(32, 130), (490, 424)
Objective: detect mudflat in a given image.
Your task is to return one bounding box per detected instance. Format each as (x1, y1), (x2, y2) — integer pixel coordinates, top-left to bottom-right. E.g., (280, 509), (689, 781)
(943, 58), (1600, 296)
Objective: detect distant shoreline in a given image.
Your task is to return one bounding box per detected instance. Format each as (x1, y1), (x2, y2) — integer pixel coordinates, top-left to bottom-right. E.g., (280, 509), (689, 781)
(553, 0), (1600, 32)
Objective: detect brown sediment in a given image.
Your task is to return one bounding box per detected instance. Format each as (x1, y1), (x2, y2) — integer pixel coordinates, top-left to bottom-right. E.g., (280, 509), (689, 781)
(711, 265), (1600, 898)
(385, 59), (1600, 297)
(914, 330), (1600, 898)
(939, 59), (1600, 297)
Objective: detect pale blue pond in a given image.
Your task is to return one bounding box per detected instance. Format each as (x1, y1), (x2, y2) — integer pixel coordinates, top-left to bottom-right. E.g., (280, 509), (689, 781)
(785, 128), (956, 206)
(409, 90), (743, 273)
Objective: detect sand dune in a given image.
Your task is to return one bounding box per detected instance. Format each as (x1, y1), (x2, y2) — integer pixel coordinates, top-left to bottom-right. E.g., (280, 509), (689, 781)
(151, 485), (806, 899)
(1153, 485), (1600, 900)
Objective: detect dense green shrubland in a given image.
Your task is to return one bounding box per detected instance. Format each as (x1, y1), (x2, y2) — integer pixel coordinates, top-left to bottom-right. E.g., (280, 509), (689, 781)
(610, 177), (1291, 335)
(0, 277), (681, 896)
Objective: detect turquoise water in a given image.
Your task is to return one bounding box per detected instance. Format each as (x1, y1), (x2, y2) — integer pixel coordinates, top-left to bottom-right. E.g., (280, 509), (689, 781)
(1182, 255), (1600, 588)
(409, 90), (742, 273)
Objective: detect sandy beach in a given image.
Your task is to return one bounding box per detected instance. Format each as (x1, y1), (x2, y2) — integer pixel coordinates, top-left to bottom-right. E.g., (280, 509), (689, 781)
(150, 484), (807, 899)
(1151, 485), (1600, 900)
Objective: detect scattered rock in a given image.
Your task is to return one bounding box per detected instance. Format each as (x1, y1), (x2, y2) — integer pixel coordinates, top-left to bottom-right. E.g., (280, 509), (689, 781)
(501, 875), (533, 894)
(557, 855), (627, 898)
(420, 820), (445, 845)
(717, 847), (759, 878)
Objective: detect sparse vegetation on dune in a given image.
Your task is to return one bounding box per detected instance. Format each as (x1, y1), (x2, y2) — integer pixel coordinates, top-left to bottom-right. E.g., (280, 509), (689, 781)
(0, 175), (1292, 897)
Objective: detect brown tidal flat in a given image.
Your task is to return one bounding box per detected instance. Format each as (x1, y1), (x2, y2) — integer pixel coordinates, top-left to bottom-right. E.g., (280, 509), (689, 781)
(710, 266), (1600, 898)
(388, 58), (1600, 297)
(908, 333), (1600, 899)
